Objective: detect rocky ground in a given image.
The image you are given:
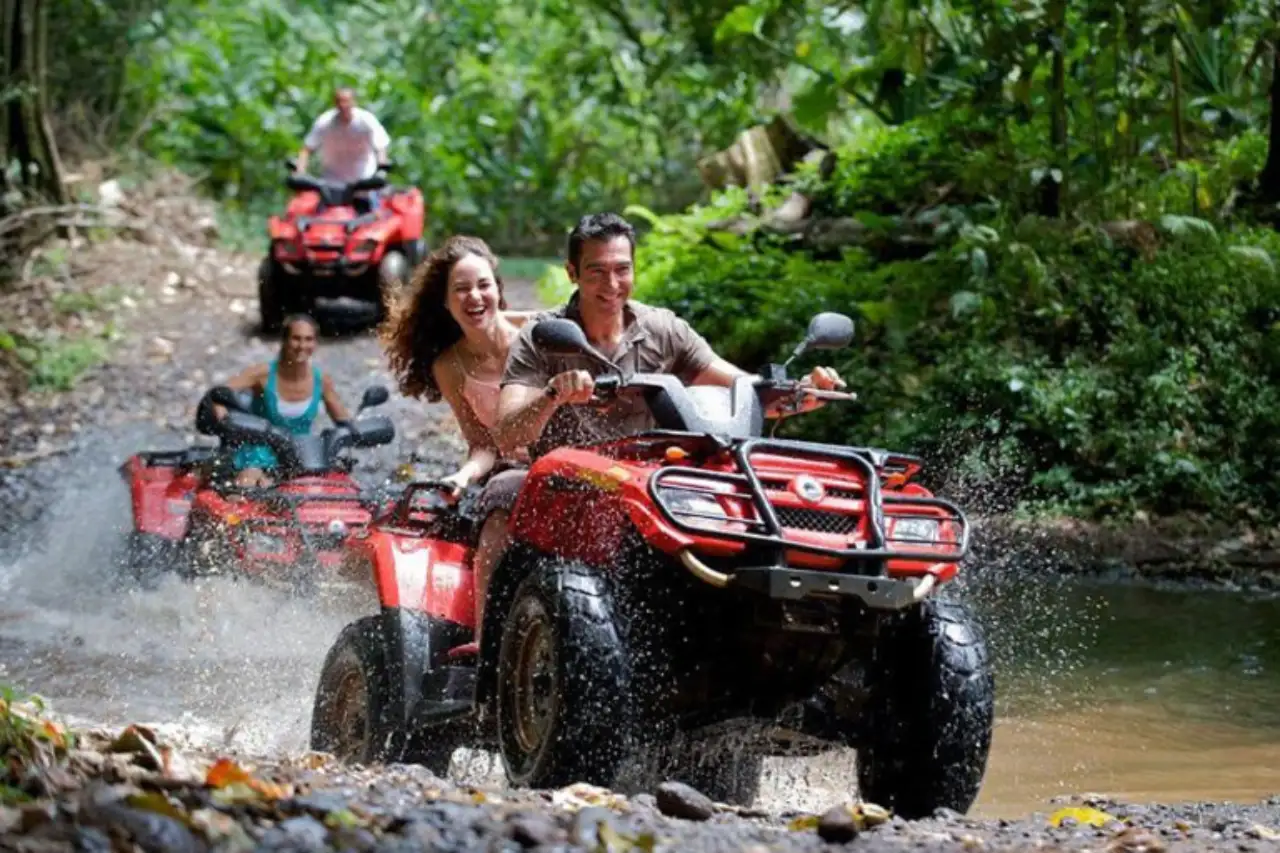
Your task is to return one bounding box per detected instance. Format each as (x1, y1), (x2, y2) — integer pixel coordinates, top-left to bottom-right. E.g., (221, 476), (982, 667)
(1, 705), (1280, 853)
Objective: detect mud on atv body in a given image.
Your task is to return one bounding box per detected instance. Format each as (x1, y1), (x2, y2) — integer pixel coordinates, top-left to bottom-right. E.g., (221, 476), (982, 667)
(260, 160), (427, 332)
(118, 384), (398, 591)
(311, 314), (995, 819)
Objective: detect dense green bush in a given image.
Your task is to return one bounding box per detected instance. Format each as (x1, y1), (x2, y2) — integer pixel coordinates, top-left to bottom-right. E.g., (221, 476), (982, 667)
(119, 0), (760, 254)
(633, 123), (1280, 521)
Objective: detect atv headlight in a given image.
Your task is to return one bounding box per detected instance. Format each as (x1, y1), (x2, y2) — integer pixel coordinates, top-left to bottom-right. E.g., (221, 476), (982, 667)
(245, 531), (288, 555)
(662, 487), (742, 533)
(351, 239), (378, 257)
(888, 517), (940, 543)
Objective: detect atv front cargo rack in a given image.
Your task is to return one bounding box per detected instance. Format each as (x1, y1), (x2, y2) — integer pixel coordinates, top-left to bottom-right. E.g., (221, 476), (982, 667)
(648, 437), (970, 566)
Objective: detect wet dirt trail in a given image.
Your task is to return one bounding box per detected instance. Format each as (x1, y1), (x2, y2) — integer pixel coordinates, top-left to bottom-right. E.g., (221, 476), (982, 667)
(2, 244), (1280, 851)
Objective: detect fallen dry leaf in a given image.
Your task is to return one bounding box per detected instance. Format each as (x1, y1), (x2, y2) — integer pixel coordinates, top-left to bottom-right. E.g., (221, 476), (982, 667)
(787, 814), (820, 831)
(126, 791), (191, 825)
(204, 757), (290, 801)
(1049, 806), (1119, 828)
(551, 782), (628, 812)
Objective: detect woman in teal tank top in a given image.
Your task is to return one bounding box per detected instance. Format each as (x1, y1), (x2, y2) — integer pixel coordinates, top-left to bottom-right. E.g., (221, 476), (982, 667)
(213, 314), (353, 487)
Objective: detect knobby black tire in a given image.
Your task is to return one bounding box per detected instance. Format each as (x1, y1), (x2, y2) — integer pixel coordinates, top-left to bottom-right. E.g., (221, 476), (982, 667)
(497, 561), (634, 790)
(857, 597), (995, 819)
(310, 616), (398, 765)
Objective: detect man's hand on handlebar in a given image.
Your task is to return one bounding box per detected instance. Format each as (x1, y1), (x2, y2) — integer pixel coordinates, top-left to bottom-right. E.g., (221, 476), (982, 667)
(544, 369), (596, 405)
(765, 366), (854, 418)
(804, 366), (846, 392)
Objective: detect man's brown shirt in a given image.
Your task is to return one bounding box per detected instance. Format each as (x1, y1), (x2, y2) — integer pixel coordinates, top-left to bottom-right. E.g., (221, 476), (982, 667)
(502, 292), (718, 457)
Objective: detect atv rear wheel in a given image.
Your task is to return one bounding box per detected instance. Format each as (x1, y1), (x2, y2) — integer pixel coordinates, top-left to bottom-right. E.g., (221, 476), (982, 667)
(258, 258), (286, 334)
(496, 561), (633, 789)
(856, 598), (995, 819)
(311, 617), (398, 765)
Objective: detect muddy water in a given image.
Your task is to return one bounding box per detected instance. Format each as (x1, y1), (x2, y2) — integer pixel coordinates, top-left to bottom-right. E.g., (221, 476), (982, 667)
(1, 451), (1278, 815)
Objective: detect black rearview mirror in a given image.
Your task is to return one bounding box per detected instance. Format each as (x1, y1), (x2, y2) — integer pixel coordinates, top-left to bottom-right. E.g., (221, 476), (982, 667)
(531, 318), (625, 374)
(359, 385), (390, 411)
(806, 312), (855, 350)
(531, 319), (592, 355)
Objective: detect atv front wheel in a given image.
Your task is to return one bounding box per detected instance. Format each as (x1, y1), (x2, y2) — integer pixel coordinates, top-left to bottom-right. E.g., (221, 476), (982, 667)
(311, 617), (399, 765)
(311, 616), (459, 774)
(856, 598), (995, 819)
(496, 561), (633, 789)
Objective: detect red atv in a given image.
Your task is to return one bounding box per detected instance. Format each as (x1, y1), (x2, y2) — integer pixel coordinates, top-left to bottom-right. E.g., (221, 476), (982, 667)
(118, 384), (398, 593)
(259, 159), (427, 332)
(310, 313), (995, 818)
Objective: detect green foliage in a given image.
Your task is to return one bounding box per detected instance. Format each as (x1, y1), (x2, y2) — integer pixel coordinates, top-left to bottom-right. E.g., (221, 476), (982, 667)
(119, 0), (763, 253)
(1, 684), (75, 805)
(635, 121), (1280, 521)
(15, 333), (109, 391)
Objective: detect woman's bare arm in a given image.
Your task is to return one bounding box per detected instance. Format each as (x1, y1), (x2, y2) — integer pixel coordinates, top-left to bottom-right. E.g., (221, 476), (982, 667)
(213, 363), (268, 419)
(432, 355), (500, 488)
(320, 373), (352, 423)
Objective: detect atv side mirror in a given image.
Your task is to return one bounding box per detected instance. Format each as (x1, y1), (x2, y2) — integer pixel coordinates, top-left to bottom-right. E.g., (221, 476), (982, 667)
(359, 385), (390, 412)
(805, 312), (855, 350)
(781, 312), (855, 372)
(531, 319), (621, 372)
(532, 319), (590, 355)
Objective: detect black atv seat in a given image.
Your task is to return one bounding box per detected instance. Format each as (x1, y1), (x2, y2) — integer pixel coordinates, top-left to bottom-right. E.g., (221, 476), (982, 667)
(138, 447), (217, 470)
(295, 211), (380, 234)
(286, 173), (388, 210)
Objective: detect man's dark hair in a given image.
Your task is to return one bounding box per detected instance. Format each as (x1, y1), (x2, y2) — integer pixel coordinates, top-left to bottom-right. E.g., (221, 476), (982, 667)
(567, 212), (635, 270)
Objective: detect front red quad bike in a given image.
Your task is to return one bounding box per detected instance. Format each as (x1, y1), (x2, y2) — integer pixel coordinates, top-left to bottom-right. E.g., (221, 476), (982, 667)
(260, 159), (427, 333)
(117, 384), (398, 594)
(309, 312), (994, 819)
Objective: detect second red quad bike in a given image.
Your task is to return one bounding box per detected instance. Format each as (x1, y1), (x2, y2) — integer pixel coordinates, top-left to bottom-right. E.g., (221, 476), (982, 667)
(118, 384), (397, 592)
(310, 312), (995, 818)
(259, 159), (427, 332)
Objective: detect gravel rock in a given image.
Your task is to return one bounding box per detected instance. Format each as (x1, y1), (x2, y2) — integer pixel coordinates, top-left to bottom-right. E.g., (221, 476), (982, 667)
(655, 781), (716, 821)
(817, 804), (860, 843)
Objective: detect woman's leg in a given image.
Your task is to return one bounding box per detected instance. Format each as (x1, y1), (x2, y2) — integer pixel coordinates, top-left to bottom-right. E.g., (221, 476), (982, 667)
(468, 468), (528, 646)
(472, 509), (510, 646)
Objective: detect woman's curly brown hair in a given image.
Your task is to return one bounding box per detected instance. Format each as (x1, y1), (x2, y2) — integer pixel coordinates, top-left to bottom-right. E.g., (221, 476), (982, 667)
(381, 235), (507, 402)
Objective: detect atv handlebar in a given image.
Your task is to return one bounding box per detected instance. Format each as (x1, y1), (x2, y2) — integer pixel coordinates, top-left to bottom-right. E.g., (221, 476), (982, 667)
(543, 374), (622, 404)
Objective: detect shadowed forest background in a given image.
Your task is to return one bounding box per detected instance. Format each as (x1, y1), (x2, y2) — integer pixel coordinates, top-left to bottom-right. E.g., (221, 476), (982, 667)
(4, 0), (1280, 528)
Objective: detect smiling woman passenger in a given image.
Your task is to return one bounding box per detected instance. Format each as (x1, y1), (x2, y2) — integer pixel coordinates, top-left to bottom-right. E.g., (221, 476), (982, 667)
(215, 313), (352, 487)
(382, 235), (537, 496)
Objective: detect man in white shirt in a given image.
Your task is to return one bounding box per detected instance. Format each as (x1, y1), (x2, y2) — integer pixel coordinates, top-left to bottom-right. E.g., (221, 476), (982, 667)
(295, 87), (391, 211)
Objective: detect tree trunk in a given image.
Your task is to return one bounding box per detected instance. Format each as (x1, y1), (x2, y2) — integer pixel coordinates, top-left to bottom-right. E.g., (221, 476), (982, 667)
(1, 0), (68, 211)
(1258, 44), (1280, 202)
(1038, 0), (1067, 217)
(1170, 32), (1186, 161)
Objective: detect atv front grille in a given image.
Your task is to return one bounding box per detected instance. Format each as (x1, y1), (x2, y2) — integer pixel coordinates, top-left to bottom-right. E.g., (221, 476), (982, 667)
(648, 436), (970, 563)
(775, 506), (859, 536)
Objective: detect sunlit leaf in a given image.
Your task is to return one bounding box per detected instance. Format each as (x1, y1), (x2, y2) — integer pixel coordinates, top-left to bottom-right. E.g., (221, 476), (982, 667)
(792, 79), (839, 127)
(714, 4), (765, 43)
(1048, 806), (1118, 827)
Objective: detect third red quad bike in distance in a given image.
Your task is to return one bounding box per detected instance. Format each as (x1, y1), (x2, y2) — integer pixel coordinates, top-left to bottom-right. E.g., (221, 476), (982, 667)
(310, 312), (995, 818)
(259, 159), (427, 332)
(118, 384), (397, 593)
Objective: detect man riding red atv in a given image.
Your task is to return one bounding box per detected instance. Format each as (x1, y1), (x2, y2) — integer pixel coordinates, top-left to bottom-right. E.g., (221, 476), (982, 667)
(259, 162), (426, 333)
(310, 312), (995, 818)
(118, 383), (397, 593)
